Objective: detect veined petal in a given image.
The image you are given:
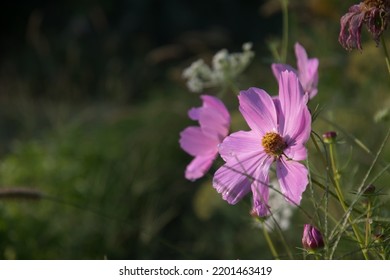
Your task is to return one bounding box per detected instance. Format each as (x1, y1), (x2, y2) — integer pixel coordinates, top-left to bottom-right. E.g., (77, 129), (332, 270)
(238, 88), (278, 136)
(271, 63), (297, 81)
(179, 126), (217, 156)
(283, 106), (311, 150)
(213, 151), (270, 205)
(218, 130), (262, 162)
(185, 154), (216, 181)
(277, 71), (310, 142)
(284, 144), (307, 161)
(276, 159), (308, 205)
(251, 156), (274, 216)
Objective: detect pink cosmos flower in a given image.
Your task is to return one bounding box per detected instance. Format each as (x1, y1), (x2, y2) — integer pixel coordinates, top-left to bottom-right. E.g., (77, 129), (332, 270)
(272, 42), (319, 100)
(212, 71), (311, 217)
(180, 95), (230, 181)
(339, 0), (390, 50)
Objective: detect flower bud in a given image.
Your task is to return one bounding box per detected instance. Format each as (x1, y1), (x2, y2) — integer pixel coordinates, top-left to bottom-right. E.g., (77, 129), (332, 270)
(302, 224), (324, 251)
(363, 184), (376, 195)
(322, 131), (337, 144)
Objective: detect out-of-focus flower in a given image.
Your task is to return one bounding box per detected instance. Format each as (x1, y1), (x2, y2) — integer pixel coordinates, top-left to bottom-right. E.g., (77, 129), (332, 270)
(272, 42), (319, 100)
(179, 95), (230, 181)
(339, 0), (390, 50)
(213, 71), (311, 217)
(182, 43), (254, 93)
(302, 224), (324, 251)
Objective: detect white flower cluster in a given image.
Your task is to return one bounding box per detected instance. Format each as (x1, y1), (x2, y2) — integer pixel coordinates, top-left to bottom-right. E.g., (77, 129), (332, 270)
(182, 42), (254, 93)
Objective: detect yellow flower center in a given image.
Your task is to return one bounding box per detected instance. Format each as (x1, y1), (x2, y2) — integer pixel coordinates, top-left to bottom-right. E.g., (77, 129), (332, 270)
(261, 132), (287, 157)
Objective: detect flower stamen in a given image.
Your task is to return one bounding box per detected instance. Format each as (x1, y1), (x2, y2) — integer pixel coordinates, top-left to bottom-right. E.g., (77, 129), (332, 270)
(261, 132), (287, 157)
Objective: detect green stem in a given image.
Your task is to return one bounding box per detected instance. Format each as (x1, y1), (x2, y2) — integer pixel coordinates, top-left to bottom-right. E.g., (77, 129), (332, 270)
(262, 226), (279, 260)
(280, 0), (289, 63)
(364, 199), (371, 252)
(380, 36), (390, 77)
(310, 133), (328, 168)
(328, 141), (369, 260)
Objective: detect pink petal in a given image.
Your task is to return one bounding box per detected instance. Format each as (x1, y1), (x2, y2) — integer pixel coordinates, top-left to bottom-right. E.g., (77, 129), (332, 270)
(185, 154), (216, 181)
(284, 144), (307, 161)
(250, 157), (274, 216)
(213, 151), (270, 205)
(276, 159), (308, 205)
(201, 95), (230, 122)
(218, 130), (262, 162)
(238, 88), (278, 136)
(179, 126), (217, 156)
(286, 106), (312, 149)
(188, 107), (201, 121)
(189, 95), (230, 141)
(277, 71), (311, 144)
(295, 43), (319, 99)
(271, 63), (297, 81)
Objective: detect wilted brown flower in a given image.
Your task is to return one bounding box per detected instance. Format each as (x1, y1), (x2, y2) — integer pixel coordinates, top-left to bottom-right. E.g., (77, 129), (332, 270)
(339, 0), (390, 50)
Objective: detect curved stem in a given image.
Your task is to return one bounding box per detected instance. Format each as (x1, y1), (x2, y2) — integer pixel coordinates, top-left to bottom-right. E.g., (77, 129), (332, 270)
(380, 36), (390, 77)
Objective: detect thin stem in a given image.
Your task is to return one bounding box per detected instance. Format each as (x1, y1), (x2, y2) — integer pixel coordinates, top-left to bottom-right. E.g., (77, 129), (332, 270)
(310, 132), (330, 258)
(266, 209), (294, 259)
(328, 141), (369, 260)
(262, 226), (280, 260)
(380, 36), (390, 77)
(310, 133), (328, 168)
(328, 143), (344, 205)
(280, 0), (289, 63)
(311, 132), (368, 258)
(364, 199), (372, 251)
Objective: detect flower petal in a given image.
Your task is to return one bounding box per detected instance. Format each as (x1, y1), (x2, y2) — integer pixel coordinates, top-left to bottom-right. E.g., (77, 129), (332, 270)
(218, 130), (262, 162)
(271, 63), (297, 81)
(185, 154), (216, 181)
(284, 144), (307, 161)
(179, 126), (217, 156)
(213, 151), (270, 205)
(295, 43), (319, 99)
(338, 4), (365, 50)
(276, 159), (308, 205)
(277, 71), (311, 143)
(188, 95), (230, 141)
(250, 156), (274, 216)
(238, 88), (278, 136)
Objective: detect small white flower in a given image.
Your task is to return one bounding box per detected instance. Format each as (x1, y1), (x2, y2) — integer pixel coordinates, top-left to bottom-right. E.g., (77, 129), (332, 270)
(182, 42), (254, 93)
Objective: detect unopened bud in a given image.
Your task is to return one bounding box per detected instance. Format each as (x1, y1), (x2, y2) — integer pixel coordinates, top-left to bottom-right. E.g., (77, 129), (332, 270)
(302, 224), (324, 251)
(322, 131), (337, 144)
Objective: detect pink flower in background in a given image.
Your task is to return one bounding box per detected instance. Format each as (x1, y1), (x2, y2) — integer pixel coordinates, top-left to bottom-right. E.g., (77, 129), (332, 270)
(272, 42), (319, 99)
(180, 95), (230, 181)
(213, 71), (311, 217)
(339, 0), (390, 50)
